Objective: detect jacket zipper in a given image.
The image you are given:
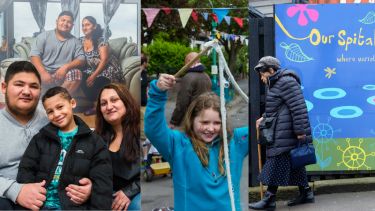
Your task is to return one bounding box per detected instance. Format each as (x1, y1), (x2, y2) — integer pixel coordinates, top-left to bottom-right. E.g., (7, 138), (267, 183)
(58, 136), (78, 208)
(47, 140), (62, 186)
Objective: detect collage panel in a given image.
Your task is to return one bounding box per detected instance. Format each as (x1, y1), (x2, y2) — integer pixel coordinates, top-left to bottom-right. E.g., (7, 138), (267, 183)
(141, 1), (249, 210)
(0, 1), (141, 210)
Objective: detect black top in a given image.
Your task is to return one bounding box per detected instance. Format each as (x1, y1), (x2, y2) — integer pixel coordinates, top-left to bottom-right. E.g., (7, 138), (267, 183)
(110, 150), (140, 199)
(141, 69), (148, 106)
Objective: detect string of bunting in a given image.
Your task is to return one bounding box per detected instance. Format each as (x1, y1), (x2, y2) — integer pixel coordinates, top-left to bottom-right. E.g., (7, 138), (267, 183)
(142, 7), (249, 29)
(213, 30), (248, 44)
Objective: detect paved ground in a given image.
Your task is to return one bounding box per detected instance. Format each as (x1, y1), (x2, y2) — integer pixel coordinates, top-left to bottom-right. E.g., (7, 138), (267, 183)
(273, 191), (375, 211)
(249, 177), (375, 211)
(141, 77), (249, 211)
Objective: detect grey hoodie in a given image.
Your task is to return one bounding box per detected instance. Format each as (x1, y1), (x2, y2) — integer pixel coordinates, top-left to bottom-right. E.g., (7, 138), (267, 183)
(0, 105), (48, 202)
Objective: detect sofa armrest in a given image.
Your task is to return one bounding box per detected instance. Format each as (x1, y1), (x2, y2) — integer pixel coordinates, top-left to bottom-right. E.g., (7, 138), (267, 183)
(128, 68), (141, 105)
(119, 43), (137, 59)
(13, 42), (31, 59)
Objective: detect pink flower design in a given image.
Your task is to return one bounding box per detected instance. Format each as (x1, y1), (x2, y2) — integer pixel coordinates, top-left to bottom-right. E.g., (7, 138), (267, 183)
(287, 5), (319, 26)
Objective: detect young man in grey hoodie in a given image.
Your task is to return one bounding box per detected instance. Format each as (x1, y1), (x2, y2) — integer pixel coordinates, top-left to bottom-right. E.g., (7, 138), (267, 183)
(0, 61), (91, 210)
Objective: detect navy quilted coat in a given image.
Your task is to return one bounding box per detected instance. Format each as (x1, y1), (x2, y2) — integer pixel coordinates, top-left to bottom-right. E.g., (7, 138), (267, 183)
(263, 69), (312, 157)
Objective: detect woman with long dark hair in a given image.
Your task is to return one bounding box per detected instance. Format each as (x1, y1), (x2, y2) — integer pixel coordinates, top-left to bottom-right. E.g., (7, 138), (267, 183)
(80, 16), (123, 115)
(95, 83), (140, 211)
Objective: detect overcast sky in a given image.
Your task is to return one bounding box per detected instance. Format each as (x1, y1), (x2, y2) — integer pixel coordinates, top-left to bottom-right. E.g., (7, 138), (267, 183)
(13, 2), (138, 43)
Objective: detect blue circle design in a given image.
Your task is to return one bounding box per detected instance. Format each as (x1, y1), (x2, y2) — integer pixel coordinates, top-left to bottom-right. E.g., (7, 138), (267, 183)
(363, 85), (375, 90)
(330, 106), (363, 119)
(313, 88), (346, 100)
(367, 96), (375, 105)
(305, 100), (313, 111)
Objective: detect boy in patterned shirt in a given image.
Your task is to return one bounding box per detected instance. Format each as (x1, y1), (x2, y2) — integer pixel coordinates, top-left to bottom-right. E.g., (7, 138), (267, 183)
(17, 86), (112, 210)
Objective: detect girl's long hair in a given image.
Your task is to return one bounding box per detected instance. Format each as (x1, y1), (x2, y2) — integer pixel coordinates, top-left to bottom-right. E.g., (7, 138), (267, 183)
(95, 83), (140, 163)
(82, 16), (104, 50)
(183, 92), (231, 175)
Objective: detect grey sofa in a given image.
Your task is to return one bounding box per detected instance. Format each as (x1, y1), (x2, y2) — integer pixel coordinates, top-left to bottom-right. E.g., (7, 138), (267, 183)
(0, 36), (140, 105)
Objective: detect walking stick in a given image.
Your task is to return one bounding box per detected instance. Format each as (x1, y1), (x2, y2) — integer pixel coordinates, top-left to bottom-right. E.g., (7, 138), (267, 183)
(256, 127), (264, 199)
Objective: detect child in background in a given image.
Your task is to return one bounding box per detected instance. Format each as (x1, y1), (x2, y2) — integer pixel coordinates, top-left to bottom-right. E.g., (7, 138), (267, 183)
(17, 86), (112, 210)
(145, 74), (249, 211)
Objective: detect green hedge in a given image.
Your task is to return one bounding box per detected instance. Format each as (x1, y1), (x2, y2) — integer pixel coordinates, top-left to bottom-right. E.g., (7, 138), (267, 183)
(142, 38), (211, 76)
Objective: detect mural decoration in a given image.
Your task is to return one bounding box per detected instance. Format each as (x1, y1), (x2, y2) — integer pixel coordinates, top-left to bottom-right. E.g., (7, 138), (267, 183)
(275, 4), (375, 171)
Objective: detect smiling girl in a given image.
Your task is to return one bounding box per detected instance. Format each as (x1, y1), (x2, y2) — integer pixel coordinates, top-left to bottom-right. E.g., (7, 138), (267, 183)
(145, 74), (249, 211)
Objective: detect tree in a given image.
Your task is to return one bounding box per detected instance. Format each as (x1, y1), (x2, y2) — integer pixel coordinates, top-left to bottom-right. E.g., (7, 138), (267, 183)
(141, 0), (248, 77)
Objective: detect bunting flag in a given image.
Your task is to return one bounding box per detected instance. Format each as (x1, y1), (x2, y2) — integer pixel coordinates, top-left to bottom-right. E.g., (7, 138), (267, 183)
(161, 7), (172, 15)
(214, 31), (248, 44)
(142, 7), (248, 29)
(224, 16), (231, 25)
(202, 12), (209, 21)
(233, 17), (243, 28)
(191, 10), (199, 22)
(212, 8), (229, 24)
(178, 8), (193, 28)
(211, 13), (218, 23)
(240, 35), (246, 43)
(143, 8), (160, 28)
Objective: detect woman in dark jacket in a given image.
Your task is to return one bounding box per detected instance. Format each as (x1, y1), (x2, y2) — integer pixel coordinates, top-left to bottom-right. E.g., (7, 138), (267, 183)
(95, 83), (140, 211)
(249, 56), (315, 210)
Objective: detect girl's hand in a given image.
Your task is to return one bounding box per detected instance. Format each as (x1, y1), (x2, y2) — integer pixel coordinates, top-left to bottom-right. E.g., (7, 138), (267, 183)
(112, 190), (131, 211)
(157, 74), (176, 91)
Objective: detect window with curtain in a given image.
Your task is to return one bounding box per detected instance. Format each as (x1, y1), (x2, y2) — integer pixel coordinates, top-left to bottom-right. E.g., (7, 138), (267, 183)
(14, 1), (138, 44)
(14, 2), (61, 43)
(79, 2), (137, 42)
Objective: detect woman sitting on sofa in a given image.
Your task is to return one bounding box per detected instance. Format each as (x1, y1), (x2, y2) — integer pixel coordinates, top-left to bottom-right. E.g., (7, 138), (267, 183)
(80, 16), (123, 115)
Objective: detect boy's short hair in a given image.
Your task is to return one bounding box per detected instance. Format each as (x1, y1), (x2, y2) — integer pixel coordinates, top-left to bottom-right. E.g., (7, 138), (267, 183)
(42, 86), (72, 103)
(58, 11), (74, 21)
(5, 61), (41, 84)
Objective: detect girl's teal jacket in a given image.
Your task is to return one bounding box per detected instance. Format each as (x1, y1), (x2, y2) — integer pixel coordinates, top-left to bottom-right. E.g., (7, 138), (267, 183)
(145, 80), (249, 211)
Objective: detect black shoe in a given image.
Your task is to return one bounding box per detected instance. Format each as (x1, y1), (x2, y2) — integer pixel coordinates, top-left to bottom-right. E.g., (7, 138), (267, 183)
(249, 192), (276, 211)
(287, 187), (315, 206)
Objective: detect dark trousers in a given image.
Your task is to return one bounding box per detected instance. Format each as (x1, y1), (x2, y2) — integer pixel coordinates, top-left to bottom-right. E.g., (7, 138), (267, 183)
(0, 198), (15, 210)
(81, 73), (111, 102)
(0, 198), (25, 210)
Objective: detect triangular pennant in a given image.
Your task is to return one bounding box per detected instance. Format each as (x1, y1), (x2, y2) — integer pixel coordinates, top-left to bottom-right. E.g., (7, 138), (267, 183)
(161, 7), (172, 15)
(202, 12), (209, 21)
(191, 10), (199, 22)
(233, 17), (243, 28)
(240, 35), (246, 43)
(178, 9), (193, 28)
(223, 33), (228, 40)
(143, 8), (160, 28)
(216, 32), (221, 39)
(211, 13), (218, 23)
(212, 8), (229, 24)
(224, 16), (231, 25)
